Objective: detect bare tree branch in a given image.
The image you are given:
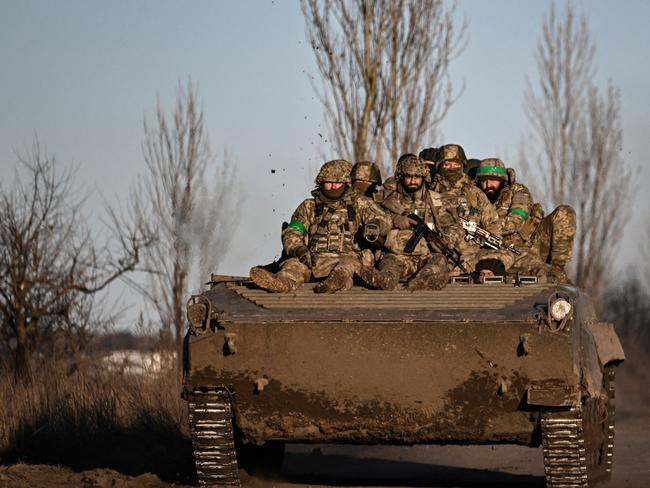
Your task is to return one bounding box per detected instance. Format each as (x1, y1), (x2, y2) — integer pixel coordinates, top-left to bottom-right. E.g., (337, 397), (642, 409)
(521, 3), (634, 295)
(0, 139), (148, 378)
(130, 79), (238, 350)
(302, 0), (466, 174)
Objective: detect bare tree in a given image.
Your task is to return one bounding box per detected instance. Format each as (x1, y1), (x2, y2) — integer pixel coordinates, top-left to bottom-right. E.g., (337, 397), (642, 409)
(129, 80), (237, 350)
(522, 3), (633, 293)
(301, 0), (466, 173)
(0, 140), (147, 378)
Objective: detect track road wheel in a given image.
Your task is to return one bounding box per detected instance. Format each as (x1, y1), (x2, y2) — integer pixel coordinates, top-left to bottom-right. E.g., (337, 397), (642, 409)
(541, 366), (615, 487)
(187, 389), (240, 486)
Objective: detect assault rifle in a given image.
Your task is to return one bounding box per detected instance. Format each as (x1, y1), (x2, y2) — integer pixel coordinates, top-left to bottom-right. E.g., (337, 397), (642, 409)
(404, 214), (467, 273)
(459, 216), (521, 255)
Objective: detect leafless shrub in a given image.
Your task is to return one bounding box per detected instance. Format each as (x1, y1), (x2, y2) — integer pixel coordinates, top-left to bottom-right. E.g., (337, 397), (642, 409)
(522, 3), (633, 295)
(301, 0), (466, 173)
(0, 140), (150, 378)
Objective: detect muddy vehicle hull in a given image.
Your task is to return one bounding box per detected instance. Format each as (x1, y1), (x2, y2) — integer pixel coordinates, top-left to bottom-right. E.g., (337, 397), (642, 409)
(183, 279), (624, 487)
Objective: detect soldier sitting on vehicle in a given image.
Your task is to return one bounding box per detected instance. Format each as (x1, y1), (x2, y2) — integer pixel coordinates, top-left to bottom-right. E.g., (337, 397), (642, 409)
(475, 158), (576, 282)
(418, 146), (438, 178)
(249, 159), (392, 294)
(429, 144), (502, 274)
(351, 160), (383, 202)
(431, 144), (500, 234)
(356, 156), (465, 291)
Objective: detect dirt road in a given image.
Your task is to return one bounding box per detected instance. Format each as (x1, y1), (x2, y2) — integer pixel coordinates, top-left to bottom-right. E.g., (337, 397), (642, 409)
(2, 409), (647, 488)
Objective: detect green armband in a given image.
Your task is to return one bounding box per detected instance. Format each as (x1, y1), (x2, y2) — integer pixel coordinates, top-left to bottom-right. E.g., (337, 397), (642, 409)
(469, 207), (479, 216)
(288, 219), (307, 234)
(509, 208), (529, 221)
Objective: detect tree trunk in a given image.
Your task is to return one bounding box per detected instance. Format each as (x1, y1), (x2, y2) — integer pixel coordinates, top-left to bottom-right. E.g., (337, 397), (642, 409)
(14, 315), (30, 380)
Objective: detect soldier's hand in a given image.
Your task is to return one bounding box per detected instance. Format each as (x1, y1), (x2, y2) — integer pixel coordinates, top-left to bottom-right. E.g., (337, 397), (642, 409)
(295, 246), (312, 268)
(393, 214), (413, 230)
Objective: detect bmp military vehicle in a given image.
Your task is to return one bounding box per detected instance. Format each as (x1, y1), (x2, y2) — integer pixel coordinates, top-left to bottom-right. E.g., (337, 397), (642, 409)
(183, 275), (624, 488)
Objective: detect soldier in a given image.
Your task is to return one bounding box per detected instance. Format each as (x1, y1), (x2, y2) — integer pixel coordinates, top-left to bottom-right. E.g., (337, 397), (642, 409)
(357, 156), (465, 291)
(427, 144), (501, 274)
(431, 144), (500, 235)
(249, 159), (391, 294)
(418, 146), (438, 181)
(351, 160), (383, 201)
(380, 152), (417, 200)
(475, 158), (576, 282)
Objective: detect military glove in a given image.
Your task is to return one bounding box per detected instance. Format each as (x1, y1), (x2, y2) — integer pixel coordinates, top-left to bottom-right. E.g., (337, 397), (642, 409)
(393, 214), (413, 230)
(295, 246), (312, 268)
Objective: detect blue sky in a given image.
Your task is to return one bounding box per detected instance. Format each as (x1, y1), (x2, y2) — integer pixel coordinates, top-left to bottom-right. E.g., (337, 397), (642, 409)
(2, 1), (649, 304)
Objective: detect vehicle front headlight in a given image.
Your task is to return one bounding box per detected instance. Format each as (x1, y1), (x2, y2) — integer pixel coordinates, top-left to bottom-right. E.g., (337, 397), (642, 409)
(550, 298), (572, 321)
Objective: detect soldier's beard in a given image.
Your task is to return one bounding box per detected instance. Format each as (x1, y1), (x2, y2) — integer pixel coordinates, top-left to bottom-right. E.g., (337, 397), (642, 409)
(484, 188), (499, 203)
(403, 182), (422, 193)
(321, 186), (346, 201)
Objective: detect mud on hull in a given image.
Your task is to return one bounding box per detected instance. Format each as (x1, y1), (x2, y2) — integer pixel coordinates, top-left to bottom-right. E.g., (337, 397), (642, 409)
(183, 281), (624, 487)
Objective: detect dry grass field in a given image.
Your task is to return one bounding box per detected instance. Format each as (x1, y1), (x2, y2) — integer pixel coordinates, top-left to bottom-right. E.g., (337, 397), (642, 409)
(0, 358), (196, 486)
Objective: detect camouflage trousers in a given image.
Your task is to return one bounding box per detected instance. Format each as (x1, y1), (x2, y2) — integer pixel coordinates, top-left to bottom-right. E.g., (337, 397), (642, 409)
(377, 253), (450, 290)
(531, 205), (576, 269)
(278, 253), (362, 292)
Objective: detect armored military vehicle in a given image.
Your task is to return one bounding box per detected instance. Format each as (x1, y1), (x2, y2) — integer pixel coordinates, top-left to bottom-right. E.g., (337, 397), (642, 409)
(183, 275), (624, 487)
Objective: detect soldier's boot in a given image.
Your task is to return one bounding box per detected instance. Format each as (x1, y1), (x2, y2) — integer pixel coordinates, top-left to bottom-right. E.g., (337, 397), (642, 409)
(249, 267), (301, 293)
(357, 264), (399, 291)
(314, 267), (353, 294)
(407, 258), (449, 291)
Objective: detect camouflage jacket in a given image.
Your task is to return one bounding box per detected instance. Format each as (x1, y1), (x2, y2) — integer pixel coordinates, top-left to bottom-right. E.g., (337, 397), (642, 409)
(489, 182), (542, 247)
(282, 188), (392, 258)
(381, 184), (465, 256)
(431, 173), (500, 234)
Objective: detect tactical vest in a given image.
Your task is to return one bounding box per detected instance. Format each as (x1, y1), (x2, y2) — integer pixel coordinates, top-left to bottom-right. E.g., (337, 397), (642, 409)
(308, 194), (359, 254)
(434, 175), (480, 220)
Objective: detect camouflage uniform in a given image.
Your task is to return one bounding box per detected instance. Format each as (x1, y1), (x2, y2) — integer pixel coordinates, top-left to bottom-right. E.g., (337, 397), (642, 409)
(430, 144), (501, 273)
(250, 160), (391, 293)
(377, 175), (397, 203)
(351, 160), (383, 203)
(358, 156), (465, 291)
(475, 158), (576, 281)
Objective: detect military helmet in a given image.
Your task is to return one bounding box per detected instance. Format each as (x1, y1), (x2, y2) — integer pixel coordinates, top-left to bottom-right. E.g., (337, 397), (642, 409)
(395, 155), (431, 182)
(351, 160), (382, 185)
(436, 144), (468, 168)
(315, 159), (352, 185)
(476, 158), (509, 183)
(418, 147), (438, 163)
